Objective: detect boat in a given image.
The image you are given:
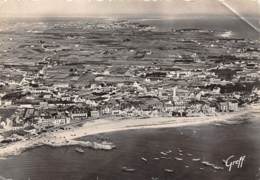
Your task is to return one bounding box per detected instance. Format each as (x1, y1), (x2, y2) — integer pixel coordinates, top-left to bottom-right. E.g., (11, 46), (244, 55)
(151, 177), (159, 180)
(122, 166), (136, 172)
(75, 147), (84, 153)
(192, 158), (201, 161)
(175, 157), (183, 161)
(178, 149), (183, 153)
(160, 152), (168, 156)
(164, 169), (174, 173)
(214, 123), (223, 126)
(165, 150), (172, 154)
(213, 166), (224, 170)
(161, 157), (171, 160)
(141, 157), (148, 162)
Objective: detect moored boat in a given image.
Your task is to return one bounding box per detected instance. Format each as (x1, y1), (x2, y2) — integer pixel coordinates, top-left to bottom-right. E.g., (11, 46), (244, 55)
(75, 147), (84, 153)
(175, 157), (183, 161)
(192, 158), (200, 161)
(164, 169), (174, 173)
(122, 166), (136, 172)
(160, 152), (168, 156)
(141, 157), (148, 162)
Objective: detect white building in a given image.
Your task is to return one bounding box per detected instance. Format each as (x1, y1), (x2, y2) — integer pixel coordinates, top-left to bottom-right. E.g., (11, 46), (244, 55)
(71, 113), (88, 119)
(91, 111), (100, 118)
(228, 102), (238, 112)
(54, 83), (69, 89)
(3, 100), (12, 106)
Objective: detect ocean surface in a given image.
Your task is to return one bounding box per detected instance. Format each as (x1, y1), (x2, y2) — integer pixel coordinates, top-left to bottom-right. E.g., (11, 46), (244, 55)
(139, 17), (259, 40)
(0, 112), (259, 180)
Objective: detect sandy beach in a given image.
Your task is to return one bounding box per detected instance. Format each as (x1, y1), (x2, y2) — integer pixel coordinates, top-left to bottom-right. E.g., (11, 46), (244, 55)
(0, 105), (258, 159)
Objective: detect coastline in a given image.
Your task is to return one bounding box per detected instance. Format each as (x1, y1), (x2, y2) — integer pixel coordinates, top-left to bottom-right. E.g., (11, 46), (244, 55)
(0, 105), (258, 159)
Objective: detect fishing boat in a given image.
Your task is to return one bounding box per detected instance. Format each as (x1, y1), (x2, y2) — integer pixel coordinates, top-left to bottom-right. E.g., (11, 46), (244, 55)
(175, 157), (183, 161)
(75, 147), (84, 153)
(178, 149), (183, 153)
(192, 158), (201, 161)
(164, 169), (174, 173)
(141, 157), (148, 162)
(213, 166), (224, 170)
(165, 150), (172, 154)
(122, 166), (136, 172)
(160, 152), (168, 156)
(214, 123), (223, 126)
(161, 156), (171, 160)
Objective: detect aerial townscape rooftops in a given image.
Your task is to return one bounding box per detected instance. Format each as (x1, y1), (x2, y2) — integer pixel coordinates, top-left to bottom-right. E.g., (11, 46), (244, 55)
(0, 19), (259, 158)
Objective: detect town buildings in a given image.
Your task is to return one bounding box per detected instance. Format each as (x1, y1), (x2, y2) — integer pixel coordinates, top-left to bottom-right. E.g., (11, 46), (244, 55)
(0, 20), (259, 138)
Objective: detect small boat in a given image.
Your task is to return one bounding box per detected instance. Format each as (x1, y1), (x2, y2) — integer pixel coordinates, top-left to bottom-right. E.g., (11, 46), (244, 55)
(151, 177), (159, 180)
(175, 157), (183, 161)
(178, 149), (183, 153)
(166, 150), (172, 154)
(214, 123), (223, 126)
(164, 169), (174, 173)
(213, 166), (224, 170)
(122, 166), (136, 172)
(192, 158), (200, 161)
(75, 147), (84, 153)
(161, 157), (171, 160)
(141, 157), (148, 162)
(153, 157), (160, 160)
(160, 152), (168, 156)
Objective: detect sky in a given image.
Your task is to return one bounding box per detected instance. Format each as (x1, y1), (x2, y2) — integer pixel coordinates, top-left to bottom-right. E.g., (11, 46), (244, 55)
(0, 0), (259, 17)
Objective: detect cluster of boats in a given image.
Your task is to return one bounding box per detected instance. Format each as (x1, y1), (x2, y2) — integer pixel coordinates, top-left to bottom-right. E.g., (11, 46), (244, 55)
(74, 144), (225, 175)
(121, 148), (224, 174)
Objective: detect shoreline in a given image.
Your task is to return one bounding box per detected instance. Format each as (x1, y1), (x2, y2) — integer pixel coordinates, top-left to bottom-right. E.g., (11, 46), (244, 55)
(0, 105), (258, 159)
